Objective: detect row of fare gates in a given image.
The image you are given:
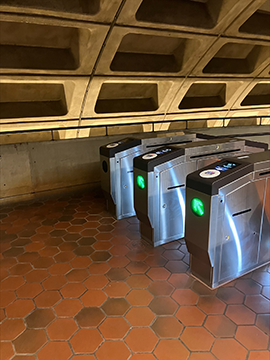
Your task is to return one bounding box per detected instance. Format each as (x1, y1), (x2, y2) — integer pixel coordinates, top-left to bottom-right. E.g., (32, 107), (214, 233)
(100, 133), (270, 289)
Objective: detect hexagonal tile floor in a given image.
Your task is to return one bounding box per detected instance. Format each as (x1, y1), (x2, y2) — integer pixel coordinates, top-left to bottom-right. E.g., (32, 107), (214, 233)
(0, 190), (269, 360)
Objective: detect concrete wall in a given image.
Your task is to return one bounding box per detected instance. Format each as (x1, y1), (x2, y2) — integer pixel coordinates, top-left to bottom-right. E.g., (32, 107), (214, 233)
(0, 135), (125, 204)
(0, 130), (186, 204)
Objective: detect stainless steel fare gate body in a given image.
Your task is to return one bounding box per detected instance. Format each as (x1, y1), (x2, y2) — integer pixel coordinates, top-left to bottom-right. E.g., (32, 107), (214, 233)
(185, 150), (270, 288)
(133, 138), (267, 247)
(100, 134), (197, 220)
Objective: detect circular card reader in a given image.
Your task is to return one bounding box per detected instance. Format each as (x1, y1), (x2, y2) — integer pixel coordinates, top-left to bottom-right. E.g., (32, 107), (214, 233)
(199, 169), (220, 178)
(106, 143), (119, 148)
(142, 153), (158, 160)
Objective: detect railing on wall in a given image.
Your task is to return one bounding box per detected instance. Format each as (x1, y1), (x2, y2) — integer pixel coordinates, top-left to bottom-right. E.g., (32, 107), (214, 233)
(0, 115), (269, 144)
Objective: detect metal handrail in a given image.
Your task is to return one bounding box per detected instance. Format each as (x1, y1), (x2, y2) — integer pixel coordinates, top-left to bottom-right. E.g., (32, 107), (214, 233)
(0, 115), (269, 136)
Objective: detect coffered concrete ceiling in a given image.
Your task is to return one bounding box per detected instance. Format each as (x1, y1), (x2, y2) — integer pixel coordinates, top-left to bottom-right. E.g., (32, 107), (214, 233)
(0, 0), (269, 139)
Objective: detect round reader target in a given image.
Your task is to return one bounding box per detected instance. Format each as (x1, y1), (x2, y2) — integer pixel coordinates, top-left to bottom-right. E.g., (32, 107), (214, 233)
(107, 143), (119, 148)
(199, 169), (221, 178)
(142, 153), (158, 160)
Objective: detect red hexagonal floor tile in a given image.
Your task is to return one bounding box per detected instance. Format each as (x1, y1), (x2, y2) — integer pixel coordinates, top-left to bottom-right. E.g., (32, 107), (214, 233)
(172, 289), (199, 305)
(175, 306), (206, 326)
(42, 275), (67, 290)
(99, 317), (130, 339)
(129, 355), (156, 360)
(35, 291), (61, 307)
(1, 276), (25, 290)
(248, 351), (270, 360)
(181, 327), (214, 351)
(204, 315), (237, 337)
(168, 273), (194, 288)
(147, 267), (170, 281)
(225, 304), (256, 324)
(151, 316), (183, 338)
(60, 283), (86, 298)
(104, 282), (130, 297)
(54, 299), (83, 317)
(80, 289), (107, 307)
(126, 289), (153, 306)
(211, 338), (247, 360)
(96, 341), (131, 360)
(125, 307), (155, 327)
(0, 319), (25, 340)
(197, 296), (226, 314)
(149, 297), (178, 315)
(154, 339), (189, 360)
(47, 318), (78, 340)
(235, 326), (269, 350)
(37, 341), (72, 360)
(13, 329), (47, 354)
(0, 341), (14, 360)
(0, 290), (16, 308)
(188, 353), (216, 360)
(125, 328), (158, 353)
(70, 328), (103, 353)
(6, 299), (35, 318)
(245, 295), (270, 314)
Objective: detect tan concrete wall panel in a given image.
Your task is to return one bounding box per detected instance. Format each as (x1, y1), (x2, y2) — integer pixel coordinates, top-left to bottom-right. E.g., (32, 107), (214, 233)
(0, 143), (32, 198)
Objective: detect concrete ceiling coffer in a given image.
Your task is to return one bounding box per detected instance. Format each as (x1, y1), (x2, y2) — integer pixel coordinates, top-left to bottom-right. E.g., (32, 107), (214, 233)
(178, 83), (226, 109)
(230, 80), (270, 111)
(239, 0), (270, 37)
(82, 78), (183, 119)
(0, 0), (123, 22)
(0, 76), (89, 132)
(117, 0), (254, 34)
(241, 82), (270, 107)
(96, 27), (215, 77)
(226, 0), (270, 40)
(0, 82), (68, 119)
(167, 78), (247, 114)
(0, 15), (109, 75)
(192, 37), (270, 77)
(95, 82), (159, 113)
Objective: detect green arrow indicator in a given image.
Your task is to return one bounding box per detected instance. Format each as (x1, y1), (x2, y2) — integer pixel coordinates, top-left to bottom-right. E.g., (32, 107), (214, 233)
(137, 175), (145, 189)
(191, 198), (205, 217)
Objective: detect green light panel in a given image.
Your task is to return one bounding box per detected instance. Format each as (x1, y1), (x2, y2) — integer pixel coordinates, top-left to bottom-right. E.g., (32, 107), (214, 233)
(137, 175), (145, 189)
(191, 198), (205, 217)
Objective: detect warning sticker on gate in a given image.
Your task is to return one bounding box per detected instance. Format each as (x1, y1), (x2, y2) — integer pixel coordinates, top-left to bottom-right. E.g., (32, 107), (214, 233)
(142, 153), (158, 160)
(199, 169), (221, 178)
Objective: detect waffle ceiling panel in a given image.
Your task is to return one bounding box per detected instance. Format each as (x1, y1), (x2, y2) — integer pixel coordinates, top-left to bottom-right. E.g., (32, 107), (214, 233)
(0, 0), (269, 138)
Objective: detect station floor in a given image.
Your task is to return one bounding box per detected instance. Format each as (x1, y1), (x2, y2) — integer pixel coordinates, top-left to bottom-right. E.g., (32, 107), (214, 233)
(0, 190), (269, 360)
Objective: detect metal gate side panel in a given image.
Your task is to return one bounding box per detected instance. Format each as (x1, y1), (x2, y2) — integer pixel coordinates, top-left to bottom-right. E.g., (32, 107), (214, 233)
(208, 195), (222, 287)
(119, 151), (141, 219)
(259, 177), (270, 264)
(220, 180), (265, 282)
(159, 161), (196, 243)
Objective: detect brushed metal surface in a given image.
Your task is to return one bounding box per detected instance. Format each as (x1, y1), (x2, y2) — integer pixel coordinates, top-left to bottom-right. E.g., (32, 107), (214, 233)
(142, 139), (261, 247)
(220, 179), (265, 282)
(101, 134), (196, 219)
(259, 177), (270, 263)
(187, 154), (270, 288)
